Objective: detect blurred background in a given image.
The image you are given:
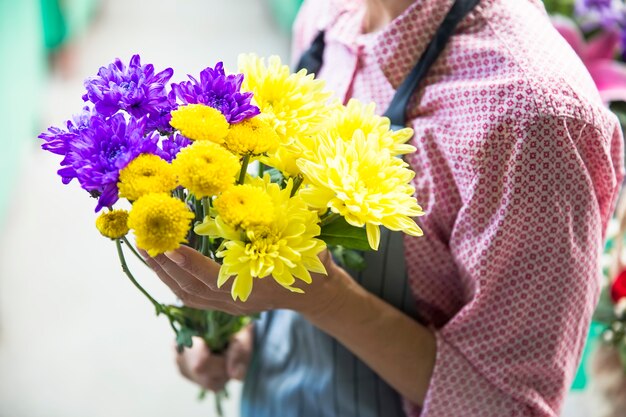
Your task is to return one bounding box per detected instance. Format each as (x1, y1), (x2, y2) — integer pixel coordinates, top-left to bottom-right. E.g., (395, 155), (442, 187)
(0, 0), (623, 416)
(0, 0), (295, 416)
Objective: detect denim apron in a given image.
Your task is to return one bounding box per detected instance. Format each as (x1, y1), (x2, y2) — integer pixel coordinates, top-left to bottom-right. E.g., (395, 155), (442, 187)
(241, 1), (480, 416)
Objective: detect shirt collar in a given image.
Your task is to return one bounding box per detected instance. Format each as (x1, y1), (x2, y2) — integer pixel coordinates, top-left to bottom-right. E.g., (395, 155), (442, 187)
(325, 0), (492, 88)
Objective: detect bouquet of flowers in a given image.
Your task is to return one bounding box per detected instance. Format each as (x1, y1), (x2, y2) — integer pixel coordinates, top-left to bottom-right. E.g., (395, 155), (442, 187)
(39, 53), (424, 412)
(544, 0), (626, 375)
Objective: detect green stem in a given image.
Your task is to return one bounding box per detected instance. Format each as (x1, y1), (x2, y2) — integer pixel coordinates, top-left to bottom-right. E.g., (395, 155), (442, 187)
(115, 239), (162, 314)
(290, 175), (304, 197)
(121, 236), (149, 268)
(238, 154), (251, 185)
(320, 212), (340, 227)
(215, 390), (227, 417)
(200, 197), (211, 256)
(194, 196), (203, 220)
(175, 187), (185, 202)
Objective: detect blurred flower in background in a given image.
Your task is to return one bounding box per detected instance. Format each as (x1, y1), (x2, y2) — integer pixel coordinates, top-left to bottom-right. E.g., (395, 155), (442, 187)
(547, 0), (626, 107)
(545, 1), (626, 409)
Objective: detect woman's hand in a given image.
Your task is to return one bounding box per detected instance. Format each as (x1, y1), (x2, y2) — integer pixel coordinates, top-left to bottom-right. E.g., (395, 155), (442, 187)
(176, 325), (254, 391)
(143, 245), (348, 317)
(146, 245), (435, 405)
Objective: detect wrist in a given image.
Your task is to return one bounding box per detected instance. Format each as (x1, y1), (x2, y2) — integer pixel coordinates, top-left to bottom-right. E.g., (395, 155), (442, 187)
(298, 261), (359, 323)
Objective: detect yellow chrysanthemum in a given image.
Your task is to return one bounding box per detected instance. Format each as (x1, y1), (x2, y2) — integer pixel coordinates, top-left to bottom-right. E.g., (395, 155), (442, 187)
(172, 141), (240, 198)
(96, 209), (129, 239)
(297, 131), (424, 250)
(195, 176), (327, 302)
(224, 116), (280, 156)
(325, 99), (416, 156)
(258, 143), (304, 178)
(128, 193), (194, 257)
(238, 54), (333, 144)
(170, 104), (229, 143)
(118, 154), (178, 201)
(214, 184), (275, 230)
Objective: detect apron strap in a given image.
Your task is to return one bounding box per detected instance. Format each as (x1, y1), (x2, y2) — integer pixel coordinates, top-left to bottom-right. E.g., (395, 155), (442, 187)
(295, 30), (326, 77)
(383, 0), (481, 128)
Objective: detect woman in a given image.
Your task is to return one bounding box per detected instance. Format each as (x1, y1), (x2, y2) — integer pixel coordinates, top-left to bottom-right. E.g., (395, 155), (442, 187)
(145, 0), (624, 415)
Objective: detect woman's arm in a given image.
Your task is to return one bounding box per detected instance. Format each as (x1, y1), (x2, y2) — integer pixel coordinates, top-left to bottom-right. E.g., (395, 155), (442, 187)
(302, 266), (437, 405)
(144, 247), (436, 405)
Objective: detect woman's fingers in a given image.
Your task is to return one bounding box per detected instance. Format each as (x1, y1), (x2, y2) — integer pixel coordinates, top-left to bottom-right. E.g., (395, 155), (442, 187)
(226, 325), (254, 381)
(163, 246), (222, 290)
(152, 253), (212, 293)
(143, 253), (243, 313)
(143, 256), (214, 308)
(176, 337), (228, 392)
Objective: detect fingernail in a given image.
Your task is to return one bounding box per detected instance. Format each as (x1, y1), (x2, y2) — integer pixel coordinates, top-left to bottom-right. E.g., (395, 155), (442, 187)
(164, 250), (185, 264)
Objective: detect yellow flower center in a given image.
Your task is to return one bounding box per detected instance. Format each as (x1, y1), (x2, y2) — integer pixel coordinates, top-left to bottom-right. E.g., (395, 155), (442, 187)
(224, 117), (279, 156)
(170, 104), (229, 143)
(118, 154), (178, 201)
(128, 193), (195, 257)
(95, 209), (130, 239)
(214, 184), (275, 230)
(172, 141), (240, 198)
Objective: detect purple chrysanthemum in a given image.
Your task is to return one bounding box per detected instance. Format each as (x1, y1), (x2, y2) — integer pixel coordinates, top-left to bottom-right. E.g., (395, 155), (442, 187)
(40, 107), (104, 182)
(82, 54), (174, 120)
(171, 62), (259, 123)
(158, 132), (192, 162)
(40, 107), (90, 157)
(579, 0), (612, 10)
(576, 0), (626, 30)
(41, 113), (159, 211)
(146, 90), (179, 135)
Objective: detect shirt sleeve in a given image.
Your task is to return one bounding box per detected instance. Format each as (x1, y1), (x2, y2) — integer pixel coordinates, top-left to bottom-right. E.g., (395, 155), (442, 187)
(408, 114), (623, 416)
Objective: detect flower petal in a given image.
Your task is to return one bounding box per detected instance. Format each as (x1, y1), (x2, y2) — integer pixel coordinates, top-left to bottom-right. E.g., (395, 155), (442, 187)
(587, 60), (626, 103)
(232, 269), (253, 302)
(586, 31), (621, 61)
(366, 223), (381, 250)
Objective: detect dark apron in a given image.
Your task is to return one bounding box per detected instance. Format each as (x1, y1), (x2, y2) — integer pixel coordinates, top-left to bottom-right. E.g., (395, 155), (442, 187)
(242, 2), (480, 416)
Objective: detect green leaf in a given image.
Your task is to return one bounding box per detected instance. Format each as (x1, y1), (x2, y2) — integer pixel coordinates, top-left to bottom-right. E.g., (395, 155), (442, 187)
(343, 248), (367, 270)
(176, 326), (198, 350)
(320, 216), (371, 250)
(542, 0), (574, 15)
(198, 389), (207, 401)
(329, 245), (367, 271)
(265, 167), (285, 185)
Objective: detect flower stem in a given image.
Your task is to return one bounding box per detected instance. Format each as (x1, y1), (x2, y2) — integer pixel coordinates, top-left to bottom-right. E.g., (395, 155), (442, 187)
(215, 390), (227, 416)
(121, 236), (149, 268)
(238, 154), (251, 185)
(200, 197), (211, 256)
(115, 239), (162, 315)
(320, 212), (340, 227)
(290, 175), (304, 197)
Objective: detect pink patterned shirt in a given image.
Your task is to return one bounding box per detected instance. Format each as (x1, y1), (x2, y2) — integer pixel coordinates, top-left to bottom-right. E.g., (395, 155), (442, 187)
(293, 0), (624, 416)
